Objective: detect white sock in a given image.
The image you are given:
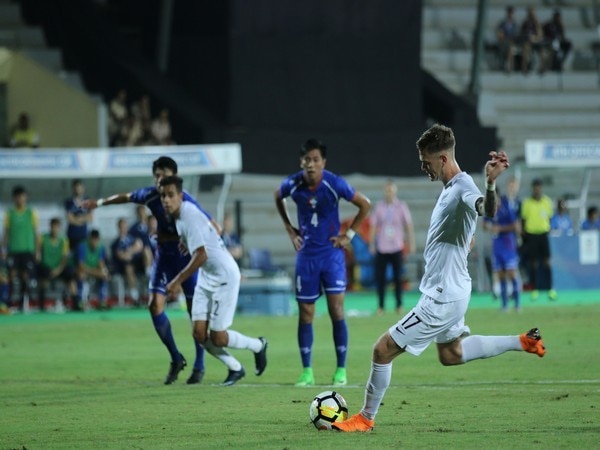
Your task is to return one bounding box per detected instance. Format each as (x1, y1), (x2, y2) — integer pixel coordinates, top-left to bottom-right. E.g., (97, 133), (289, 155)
(492, 281), (501, 297)
(461, 335), (522, 363)
(361, 362), (392, 420)
(226, 330), (263, 353)
(203, 339), (242, 371)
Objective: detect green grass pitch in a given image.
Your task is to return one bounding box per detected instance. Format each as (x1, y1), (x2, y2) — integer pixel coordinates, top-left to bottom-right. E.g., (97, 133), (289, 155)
(1, 295), (599, 449)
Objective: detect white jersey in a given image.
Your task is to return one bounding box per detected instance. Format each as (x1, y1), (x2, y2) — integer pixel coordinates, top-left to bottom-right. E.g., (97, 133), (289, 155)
(175, 201), (240, 290)
(419, 172), (482, 303)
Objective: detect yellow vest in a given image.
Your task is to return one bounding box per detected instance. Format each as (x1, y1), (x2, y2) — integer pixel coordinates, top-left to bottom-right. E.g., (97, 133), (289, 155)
(521, 195), (553, 234)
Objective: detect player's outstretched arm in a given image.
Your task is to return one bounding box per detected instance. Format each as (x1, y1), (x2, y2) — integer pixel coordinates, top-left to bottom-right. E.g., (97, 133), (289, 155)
(82, 193), (132, 210)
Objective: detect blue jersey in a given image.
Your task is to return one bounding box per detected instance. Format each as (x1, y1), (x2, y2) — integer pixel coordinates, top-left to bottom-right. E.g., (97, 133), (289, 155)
(279, 170), (355, 256)
(129, 186), (211, 256)
(111, 234), (139, 261)
(485, 195), (520, 251)
(129, 221), (152, 248)
(64, 196), (90, 242)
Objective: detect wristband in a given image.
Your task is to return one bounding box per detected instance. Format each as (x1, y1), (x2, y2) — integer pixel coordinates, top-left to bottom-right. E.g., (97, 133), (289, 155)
(96, 198), (104, 207)
(345, 229), (356, 241)
(486, 182), (496, 192)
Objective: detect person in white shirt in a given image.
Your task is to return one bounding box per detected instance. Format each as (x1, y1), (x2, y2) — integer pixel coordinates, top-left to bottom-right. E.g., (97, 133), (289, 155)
(334, 124), (546, 433)
(159, 175), (268, 386)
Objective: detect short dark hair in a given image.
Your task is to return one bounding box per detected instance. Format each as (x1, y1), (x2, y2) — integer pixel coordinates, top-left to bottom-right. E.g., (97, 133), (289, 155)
(532, 178), (543, 187)
(50, 217), (61, 227)
(89, 229), (100, 239)
(152, 156), (178, 175)
(159, 175), (184, 193)
(12, 185), (26, 197)
(301, 138), (327, 159)
(416, 124), (455, 154)
(588, 206), (598, 217)
(72, 179), (83, 187)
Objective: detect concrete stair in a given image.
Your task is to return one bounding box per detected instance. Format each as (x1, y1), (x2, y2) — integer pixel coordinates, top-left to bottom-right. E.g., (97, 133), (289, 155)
(422, 0), (600, 162)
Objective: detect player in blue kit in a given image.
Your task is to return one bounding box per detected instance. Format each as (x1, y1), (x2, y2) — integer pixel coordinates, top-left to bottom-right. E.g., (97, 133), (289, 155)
(275, 138), (371, 387)
(84, 157), (214, 385)
(483, 179), (521, 311)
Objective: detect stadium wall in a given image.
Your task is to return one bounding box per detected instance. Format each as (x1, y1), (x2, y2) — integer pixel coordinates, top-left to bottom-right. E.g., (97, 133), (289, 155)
(2, 49), (101, 147)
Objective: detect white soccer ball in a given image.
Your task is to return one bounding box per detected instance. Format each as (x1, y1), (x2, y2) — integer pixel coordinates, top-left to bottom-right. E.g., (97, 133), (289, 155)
(309, 390), (348, 430)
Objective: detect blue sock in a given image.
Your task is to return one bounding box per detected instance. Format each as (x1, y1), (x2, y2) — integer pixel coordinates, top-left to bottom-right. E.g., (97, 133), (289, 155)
(98, 280), (108, 304)
(298, 322), (313, 368)
(76, 280), (84, 298)
(500, 279), (508, 310)
(332, 319), (348, 368)
(193, 338), (205, 371)
(183, 292), (204, 371)
(151, 312), (181, 362)
(512, 278), (520, 309)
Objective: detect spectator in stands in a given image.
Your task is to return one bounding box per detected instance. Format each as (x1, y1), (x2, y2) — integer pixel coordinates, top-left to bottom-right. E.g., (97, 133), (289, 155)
(520, 179), (556, 301)
(369, 180), (415, 316)
(9, 113), (40, 148)
(2, 186), (40, 312)
(111, 218), (144, 303)
(108, 88), (129, 146)
(520, 6), (543, 73)
(581, 206), (600, 230)
(221, 212), (243, 266)
(131, 94), (152, 122)
(128, 205), (154, 275)
(65, 179), (93, 253)
(540, 9), (572, 73)
(550, 198), (574, 236)
(151, 108), (173, 145)
(76, 229), (110, 310)
(496, 5), (521, 73)
(37, 218), (76, 312)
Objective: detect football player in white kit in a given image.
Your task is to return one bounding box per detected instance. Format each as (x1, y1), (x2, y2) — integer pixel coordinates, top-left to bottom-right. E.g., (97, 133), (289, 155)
(159, 176), (268, 386)
(334, 124), (546, 433)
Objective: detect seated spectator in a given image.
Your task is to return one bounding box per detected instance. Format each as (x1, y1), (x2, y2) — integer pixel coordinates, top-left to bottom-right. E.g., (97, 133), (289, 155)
(581, 206), (600, 231)
(76, 229), (110, 310)
(131, 94), (152, 122)
(10, 113), (40, 148)
(2, 185), (39, 312)
(108, 89), (129, 146)
(128, 205), (154, 275)
(37, 218), (77, 312)
(541, 9), (572, 73)
(550, 198), (574, 236)
(496, 5), (521, 73)
(151, 108), (173, 145)
(111, 218), (144, 303)
(221, 212), (243, 266)
(520, 6), (543, 74)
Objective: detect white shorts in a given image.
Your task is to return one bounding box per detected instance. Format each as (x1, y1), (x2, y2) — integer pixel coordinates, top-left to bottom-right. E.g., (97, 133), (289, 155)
(191, 276), (240, 332)
(388, 294), (471, 356)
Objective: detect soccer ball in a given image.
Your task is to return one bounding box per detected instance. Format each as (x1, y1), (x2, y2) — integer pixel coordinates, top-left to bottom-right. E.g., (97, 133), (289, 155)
(309, 391), (348, 430)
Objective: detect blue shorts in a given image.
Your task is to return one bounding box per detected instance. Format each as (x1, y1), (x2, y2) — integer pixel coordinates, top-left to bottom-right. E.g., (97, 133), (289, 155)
(295, 249), (346, 303)
(492, 247), (519, 271)
(149, 250), (197, 298)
